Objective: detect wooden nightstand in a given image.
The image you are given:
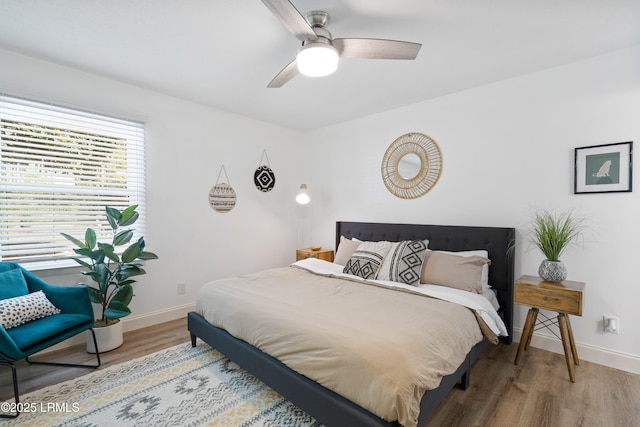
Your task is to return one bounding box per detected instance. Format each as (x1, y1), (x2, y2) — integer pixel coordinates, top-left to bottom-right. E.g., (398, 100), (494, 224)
(514, 275), (585, 382)
(296, 248), (334, 263)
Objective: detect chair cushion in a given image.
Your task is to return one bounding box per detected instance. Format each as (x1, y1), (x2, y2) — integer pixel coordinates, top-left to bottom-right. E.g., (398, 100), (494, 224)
(0, 268), (29, 300)
(6, 313), (93, 353)
(0, 291), (61, 329)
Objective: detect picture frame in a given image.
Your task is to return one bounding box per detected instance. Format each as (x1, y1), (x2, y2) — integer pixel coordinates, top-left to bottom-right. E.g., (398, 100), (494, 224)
(574, 141), (633, 194)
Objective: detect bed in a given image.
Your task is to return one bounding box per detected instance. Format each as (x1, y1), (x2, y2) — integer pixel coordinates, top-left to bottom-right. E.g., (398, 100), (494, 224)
(188, 221), (515, 427)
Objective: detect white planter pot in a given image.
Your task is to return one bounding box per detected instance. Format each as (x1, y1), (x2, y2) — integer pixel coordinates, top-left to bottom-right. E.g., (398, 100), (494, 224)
(87, 320), (123, 354)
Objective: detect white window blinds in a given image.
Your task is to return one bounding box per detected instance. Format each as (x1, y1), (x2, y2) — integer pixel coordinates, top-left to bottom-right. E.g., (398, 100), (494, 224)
(0, 95), (146, 268)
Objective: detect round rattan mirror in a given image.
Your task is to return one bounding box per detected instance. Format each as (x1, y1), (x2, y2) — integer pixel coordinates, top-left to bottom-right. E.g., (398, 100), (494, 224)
(381, 132), (442, 199)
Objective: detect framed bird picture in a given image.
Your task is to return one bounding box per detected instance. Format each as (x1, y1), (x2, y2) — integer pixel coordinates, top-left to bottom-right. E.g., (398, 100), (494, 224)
(574, 141), (632, 194)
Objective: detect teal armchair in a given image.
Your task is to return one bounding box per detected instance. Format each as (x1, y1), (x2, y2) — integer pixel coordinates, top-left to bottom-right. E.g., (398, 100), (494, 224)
(0, 262), (101, 418)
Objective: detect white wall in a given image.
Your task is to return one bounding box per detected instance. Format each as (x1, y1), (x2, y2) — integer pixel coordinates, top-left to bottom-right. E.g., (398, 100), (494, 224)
(303, 45), (640, 373)
(2, 44), (639, 373)
(1, 48), (305, 329)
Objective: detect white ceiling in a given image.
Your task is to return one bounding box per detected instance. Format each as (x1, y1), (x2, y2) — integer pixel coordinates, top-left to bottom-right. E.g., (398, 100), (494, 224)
(1, 1), (639, 131)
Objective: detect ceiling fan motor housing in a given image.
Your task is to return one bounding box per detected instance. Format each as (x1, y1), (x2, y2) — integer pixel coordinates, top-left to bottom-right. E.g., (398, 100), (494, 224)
(305, 10), (330, 29)
(302, 10), (333, 46)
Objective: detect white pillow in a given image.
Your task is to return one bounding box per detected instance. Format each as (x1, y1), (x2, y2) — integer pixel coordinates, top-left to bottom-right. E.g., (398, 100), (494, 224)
(333, 236), (362, 266)
(429, 250), (490, 291)
(0, 291), (61, 329)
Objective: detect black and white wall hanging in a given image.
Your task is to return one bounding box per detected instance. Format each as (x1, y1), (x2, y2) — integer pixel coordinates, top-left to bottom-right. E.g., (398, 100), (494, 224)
(209, 165), (236, 213)
(254, 149), (276, 192)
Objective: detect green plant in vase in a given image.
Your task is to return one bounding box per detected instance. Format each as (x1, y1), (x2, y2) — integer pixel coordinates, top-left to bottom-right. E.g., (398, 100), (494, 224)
(529, 208), (583, 282)
(62, 205), (158, 327)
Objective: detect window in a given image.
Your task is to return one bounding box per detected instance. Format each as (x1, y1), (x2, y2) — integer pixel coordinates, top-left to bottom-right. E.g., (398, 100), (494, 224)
(0, 95), (146, 269)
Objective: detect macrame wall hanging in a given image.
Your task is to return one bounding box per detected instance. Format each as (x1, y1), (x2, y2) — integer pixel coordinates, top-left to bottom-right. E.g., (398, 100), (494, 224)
(254, 149), (276, 192)
(209, 165), (236, 213)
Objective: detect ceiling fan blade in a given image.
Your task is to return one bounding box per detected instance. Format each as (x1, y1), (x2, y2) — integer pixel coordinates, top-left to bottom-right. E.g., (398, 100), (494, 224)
(267, 58), (299, 88)
(260, 0), (317, 42)
(333, 38), (422, 60)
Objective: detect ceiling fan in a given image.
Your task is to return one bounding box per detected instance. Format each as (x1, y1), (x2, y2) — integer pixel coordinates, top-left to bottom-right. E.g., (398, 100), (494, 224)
(261, 0), (422, 88)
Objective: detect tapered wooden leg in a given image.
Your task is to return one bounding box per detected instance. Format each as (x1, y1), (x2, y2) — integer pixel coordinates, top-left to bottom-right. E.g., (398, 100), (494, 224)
(515, 308), (538, 365)
(565, 314), (579, 365)
(558, 313), (576, 382)
(524, 308), (538, 351)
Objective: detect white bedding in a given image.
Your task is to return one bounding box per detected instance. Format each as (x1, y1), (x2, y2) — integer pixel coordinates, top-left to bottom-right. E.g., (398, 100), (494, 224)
(292, 257), (508, 337)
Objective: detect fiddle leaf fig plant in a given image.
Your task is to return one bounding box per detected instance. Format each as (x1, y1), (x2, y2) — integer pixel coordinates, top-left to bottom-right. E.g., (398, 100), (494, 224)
(61, 205), (158, 327)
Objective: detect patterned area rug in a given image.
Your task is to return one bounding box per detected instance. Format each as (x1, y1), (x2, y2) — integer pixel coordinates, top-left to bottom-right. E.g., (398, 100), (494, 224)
(3, 341), (322, 426)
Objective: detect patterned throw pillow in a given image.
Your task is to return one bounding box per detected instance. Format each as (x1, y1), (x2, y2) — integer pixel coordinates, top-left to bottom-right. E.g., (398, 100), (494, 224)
(376, 240), (429, 286)
(0, 291), (61, 329)
(343, 241), (392, 280)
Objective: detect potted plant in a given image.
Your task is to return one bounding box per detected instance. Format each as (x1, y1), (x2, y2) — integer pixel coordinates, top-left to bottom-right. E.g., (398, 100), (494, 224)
(529, 208), (583, 282)
(62, 205), (158, 352)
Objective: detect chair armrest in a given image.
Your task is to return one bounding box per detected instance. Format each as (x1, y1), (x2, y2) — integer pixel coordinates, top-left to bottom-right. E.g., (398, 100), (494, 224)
(43, 285), (93, 319)
(0, 326), (24, 361)
(21, 270), (94, 320)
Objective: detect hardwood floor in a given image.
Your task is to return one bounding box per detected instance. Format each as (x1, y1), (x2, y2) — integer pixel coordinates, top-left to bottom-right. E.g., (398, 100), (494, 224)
(426, 343), (640, 427)
(0, 318), (191, 400)
(2, 318), (639, 426)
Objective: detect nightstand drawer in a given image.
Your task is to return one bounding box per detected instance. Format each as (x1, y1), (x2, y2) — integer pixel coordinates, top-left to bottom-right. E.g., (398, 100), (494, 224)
(515, 275), (584, 316)
(296, 248), (334, 262)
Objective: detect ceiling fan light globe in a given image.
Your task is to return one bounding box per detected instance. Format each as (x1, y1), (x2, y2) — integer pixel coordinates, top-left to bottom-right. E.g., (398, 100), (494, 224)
(297, 43), (339, 77)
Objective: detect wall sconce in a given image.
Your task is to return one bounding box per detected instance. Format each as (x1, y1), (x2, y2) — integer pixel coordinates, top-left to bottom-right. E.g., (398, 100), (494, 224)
(296, 184), (310, 204)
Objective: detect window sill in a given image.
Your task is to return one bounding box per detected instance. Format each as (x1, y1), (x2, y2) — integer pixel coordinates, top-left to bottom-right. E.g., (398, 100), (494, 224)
(20, 258), (147, 278)
(20, 259), (84, 276)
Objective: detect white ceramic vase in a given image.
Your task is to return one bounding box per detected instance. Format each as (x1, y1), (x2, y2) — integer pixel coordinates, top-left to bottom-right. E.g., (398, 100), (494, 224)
(538, 259), (567, 283)
(86, 320), (123, 354)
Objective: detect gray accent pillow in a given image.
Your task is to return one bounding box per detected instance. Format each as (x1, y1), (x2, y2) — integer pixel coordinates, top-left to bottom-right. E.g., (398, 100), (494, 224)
(377, 240), (429, 286)
(343, 241), (392, 280)
(421, 251), (491, 293)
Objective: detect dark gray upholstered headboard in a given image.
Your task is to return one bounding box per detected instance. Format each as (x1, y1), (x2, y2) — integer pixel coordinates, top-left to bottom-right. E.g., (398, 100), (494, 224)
(336, 221), (515, 344)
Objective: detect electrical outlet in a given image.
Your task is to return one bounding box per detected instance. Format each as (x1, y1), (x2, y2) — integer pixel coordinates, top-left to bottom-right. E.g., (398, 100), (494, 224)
(177, 282), (186, 295)
(603, 315), (619, 334)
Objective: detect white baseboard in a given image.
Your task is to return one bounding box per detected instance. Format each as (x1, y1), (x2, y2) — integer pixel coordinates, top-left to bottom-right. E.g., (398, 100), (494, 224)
(513, 327), (640, 375)
(37, 303), (196, 355)
(121, 303), (196, 332)
(36, 310), (640, 375)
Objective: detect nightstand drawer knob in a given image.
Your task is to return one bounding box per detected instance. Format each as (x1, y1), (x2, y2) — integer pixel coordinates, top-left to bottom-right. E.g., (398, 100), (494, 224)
(543, 296), (548, 301)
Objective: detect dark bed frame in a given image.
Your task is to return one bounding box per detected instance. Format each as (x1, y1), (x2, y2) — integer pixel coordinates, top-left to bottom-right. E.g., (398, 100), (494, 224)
(188, 221), (515, 427)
